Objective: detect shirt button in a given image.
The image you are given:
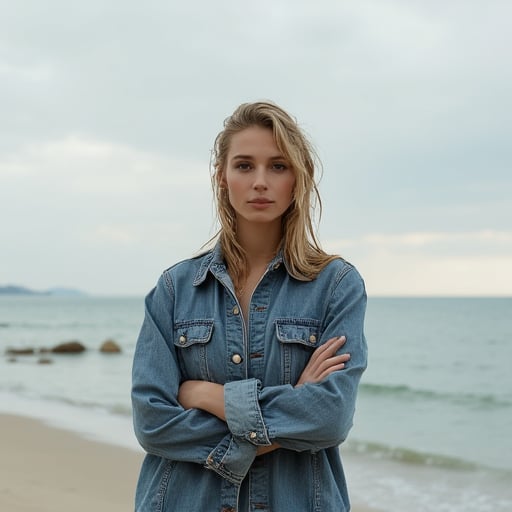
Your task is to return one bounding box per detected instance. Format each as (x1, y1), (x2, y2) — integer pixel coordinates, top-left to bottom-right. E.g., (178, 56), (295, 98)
(179, 335), (187, 344)
(231, 354), (242, 364)
(309, 334), (317, 343)
(272, 262), (281, 270)
(249, 431), (257, 440)
(232, 306), (240, 315)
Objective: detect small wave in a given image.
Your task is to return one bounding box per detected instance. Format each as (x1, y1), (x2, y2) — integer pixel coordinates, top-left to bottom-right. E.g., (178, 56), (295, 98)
(0, 387), (132, 417)
(40, 393), (132, 417)
(0, 383), (29, 394)
(0, 323), (9, 328)
(359, 382), (511, 409)
(345, 439), (484, 471)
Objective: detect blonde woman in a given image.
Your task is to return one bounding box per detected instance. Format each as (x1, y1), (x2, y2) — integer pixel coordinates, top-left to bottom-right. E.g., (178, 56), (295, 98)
(132, 101), (367, 511)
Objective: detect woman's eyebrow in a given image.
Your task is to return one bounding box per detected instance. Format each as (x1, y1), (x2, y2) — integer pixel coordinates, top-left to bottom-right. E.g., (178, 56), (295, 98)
(231, 154), (286, 160)
(231, 154), (253, 160)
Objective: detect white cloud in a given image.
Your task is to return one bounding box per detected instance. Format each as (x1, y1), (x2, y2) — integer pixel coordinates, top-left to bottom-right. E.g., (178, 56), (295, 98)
(0, 136), (208, 187)
(0, 61), (54, 83)
(0, 136), (215, 294)
(360, 231), (512, 248)
(324, 231), (512, 296)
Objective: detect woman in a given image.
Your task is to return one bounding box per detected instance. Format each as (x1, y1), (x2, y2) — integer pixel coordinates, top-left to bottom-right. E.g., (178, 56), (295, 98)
(132, 101), (367, 511)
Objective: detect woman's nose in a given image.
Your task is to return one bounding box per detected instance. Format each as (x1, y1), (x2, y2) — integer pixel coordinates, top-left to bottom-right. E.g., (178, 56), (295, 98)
(253, 168), (268, 190)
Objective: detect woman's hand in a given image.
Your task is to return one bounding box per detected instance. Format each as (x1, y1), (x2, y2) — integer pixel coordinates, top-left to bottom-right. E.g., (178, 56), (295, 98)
(295, 336), (350, 387)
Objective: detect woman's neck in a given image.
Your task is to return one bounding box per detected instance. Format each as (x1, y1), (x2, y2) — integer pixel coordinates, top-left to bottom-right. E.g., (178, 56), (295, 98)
(236, 220), (282, 268)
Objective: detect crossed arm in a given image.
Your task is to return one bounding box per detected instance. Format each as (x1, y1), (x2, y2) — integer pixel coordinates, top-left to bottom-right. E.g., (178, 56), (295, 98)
(178, 335), (350, 455)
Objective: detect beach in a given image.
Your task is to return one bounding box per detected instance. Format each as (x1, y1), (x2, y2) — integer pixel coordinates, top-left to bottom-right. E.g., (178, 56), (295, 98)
(0, 414), (378, 512)
(0, 414), (142, 512)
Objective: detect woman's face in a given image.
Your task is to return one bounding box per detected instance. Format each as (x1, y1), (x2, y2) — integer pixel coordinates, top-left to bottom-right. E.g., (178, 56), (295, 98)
(221, 126), (296, 229)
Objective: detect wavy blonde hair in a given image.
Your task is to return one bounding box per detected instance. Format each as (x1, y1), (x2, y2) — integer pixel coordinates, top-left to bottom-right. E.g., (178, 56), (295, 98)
(210, 101), (339, 289)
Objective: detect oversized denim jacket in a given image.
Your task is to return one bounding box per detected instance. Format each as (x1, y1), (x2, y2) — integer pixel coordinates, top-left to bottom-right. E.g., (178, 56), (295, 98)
(132, 243), (367, 512)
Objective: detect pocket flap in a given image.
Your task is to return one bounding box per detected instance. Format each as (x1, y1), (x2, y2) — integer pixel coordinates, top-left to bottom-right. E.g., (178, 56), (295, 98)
(174, 320), (214, 348)
(275, 319), (320, 347)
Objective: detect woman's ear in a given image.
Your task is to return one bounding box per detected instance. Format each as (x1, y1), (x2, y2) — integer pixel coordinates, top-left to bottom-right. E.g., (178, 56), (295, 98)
(217, 169), (227, 188)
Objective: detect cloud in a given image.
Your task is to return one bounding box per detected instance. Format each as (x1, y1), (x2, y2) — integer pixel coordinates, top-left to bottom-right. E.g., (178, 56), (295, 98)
(324, 231), (512, 296)
(0, 135), (212, 223)
(0, 136), (208, 183)
(0, 136), (215, 294)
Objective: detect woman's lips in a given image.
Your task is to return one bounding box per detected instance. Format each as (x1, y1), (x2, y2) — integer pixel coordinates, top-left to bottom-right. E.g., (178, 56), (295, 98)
(248, 198), (274, 208)
(249, 198), (273, 204)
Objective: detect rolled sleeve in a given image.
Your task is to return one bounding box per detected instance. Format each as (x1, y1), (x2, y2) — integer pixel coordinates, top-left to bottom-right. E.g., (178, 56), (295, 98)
(224, 378), (271, 446)
(204, 433), (258, 485)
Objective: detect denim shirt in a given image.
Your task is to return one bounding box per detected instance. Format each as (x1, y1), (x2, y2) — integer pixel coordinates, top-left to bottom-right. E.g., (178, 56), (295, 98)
(132, 243), (367, 512)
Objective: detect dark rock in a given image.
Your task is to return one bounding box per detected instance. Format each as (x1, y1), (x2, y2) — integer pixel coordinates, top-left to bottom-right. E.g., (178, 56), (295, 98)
(51, 341), (86, 353)
(99, 339), (122, 353)
(6, 347), (35, 355)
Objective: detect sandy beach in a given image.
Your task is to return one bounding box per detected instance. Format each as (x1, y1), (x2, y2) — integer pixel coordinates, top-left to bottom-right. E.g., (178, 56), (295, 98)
(0, 414), (143, 512)
(0, 413), (378, 512)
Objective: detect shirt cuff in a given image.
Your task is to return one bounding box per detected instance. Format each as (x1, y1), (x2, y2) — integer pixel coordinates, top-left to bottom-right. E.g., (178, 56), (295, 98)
(205, 434), (258, 485)
(224, 378), (271, 446)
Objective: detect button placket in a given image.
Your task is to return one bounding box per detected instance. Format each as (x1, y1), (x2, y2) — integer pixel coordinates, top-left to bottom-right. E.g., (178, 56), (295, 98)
(225, 291), (246, 381)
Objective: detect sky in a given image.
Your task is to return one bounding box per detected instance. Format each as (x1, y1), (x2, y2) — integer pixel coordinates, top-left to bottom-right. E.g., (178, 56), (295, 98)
(1, 0), (511, 296)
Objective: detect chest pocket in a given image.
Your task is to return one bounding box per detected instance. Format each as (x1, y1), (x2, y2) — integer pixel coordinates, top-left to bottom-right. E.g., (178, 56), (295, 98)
(174, 320), (214, 381)
(275, 318), (321, 385)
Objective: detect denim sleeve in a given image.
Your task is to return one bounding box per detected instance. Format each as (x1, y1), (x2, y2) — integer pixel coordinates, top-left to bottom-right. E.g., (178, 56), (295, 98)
(224, 378), (271, 445)
(224, 266), (367, 453)
(204, 433), (258, 485)
(132, 274), (256, 483)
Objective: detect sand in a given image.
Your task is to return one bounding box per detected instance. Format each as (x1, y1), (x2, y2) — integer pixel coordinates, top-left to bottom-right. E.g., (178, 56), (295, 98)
(0, 413), (377, 511)
(0, 414), (142, 511)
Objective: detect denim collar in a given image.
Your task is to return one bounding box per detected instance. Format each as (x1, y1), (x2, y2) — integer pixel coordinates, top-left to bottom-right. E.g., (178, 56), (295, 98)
(193, 241), (288, 286)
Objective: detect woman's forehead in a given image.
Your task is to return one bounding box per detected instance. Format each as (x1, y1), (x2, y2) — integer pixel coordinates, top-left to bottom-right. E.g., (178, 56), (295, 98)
(227, 126), (284, 159)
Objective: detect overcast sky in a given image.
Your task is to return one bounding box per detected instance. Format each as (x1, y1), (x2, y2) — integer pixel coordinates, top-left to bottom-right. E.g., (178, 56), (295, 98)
(1, 0), (510, 296)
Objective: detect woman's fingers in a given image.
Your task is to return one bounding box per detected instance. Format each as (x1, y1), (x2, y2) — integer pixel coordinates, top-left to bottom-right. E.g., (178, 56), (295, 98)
(318, 362), (347, 381)
(309, 336), (348, 368)
(296, 336), (350, 386)
(314, 336), (346, 355)
(317, 354), (350, 372)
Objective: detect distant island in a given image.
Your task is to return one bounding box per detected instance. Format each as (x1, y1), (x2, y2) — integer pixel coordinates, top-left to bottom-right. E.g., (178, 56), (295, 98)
(0, 285), (86, 296)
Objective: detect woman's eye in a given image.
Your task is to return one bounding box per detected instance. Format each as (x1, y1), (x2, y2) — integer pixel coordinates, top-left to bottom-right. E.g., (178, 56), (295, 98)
(236, 162), (252, 171)
(272, 163), (288, 171)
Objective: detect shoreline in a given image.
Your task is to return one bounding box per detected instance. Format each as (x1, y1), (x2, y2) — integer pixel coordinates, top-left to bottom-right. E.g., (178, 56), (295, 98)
(0, 413), (378, 512)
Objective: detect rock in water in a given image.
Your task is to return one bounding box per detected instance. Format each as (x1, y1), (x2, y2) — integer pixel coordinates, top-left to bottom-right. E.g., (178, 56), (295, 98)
(5, 347), (35, 355)
(51, 341), (86, 353)
(99, 339), (122, 353)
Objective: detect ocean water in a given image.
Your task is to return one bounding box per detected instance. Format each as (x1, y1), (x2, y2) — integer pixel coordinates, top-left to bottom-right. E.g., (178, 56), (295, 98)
(1, 295), (511, 511)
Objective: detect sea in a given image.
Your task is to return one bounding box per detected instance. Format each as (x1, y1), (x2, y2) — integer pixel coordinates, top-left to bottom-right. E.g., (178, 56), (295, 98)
(1, 295), (511, 511)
